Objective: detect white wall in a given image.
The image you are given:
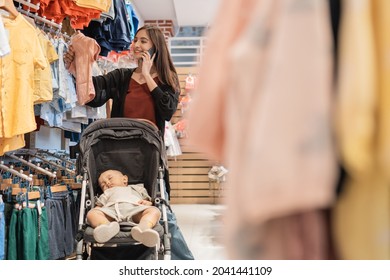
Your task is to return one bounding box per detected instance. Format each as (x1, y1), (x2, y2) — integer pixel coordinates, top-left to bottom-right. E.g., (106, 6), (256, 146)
(34, 126), (63, 151)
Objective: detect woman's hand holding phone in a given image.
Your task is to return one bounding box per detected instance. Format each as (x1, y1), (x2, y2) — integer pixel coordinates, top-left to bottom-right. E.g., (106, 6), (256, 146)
(140, 47), (156, 76)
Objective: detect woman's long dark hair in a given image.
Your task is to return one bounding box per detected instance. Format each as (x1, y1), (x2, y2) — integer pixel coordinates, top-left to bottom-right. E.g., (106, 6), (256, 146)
(136, 25), (180, 93)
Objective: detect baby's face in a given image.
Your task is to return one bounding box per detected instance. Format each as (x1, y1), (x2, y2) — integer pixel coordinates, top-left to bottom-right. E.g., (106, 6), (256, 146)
(98, 170), (127, 191)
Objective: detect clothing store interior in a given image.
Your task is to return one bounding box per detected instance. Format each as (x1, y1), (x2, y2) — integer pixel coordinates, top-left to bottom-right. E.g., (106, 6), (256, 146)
(1, 0), (390, 261)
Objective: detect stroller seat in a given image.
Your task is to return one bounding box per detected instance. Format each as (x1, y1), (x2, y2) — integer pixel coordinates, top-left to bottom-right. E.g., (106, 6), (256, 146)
(83, 222), (164, 245)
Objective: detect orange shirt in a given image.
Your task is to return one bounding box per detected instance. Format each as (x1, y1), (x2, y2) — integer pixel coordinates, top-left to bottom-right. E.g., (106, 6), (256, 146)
(25, 0), (101, 29)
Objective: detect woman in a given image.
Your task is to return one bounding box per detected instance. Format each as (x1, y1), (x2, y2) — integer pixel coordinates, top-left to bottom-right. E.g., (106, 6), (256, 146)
(64, 25), (194, 260)
(65, 25), (179, 137)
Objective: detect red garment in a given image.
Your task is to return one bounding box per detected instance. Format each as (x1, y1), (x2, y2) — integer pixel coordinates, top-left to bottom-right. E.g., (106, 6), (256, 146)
(24, 0), (101, 28)
(60, 0), (101, 29)
(123, 78), (157, 125)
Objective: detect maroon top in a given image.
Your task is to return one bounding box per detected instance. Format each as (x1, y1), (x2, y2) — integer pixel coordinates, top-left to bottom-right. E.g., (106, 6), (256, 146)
(123, 78), (157, 125)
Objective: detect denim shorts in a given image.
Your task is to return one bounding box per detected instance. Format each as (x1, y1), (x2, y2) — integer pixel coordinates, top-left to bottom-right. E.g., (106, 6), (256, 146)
(45, 191), (76, 259)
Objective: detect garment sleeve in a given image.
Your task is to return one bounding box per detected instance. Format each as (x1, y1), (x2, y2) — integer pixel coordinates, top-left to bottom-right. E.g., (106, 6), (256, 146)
(86, 69), (123, 108)
(150, 84), (179, 121)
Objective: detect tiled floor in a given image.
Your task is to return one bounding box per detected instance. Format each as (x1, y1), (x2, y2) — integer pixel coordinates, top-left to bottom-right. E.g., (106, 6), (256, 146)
(171, 204), (228, 260)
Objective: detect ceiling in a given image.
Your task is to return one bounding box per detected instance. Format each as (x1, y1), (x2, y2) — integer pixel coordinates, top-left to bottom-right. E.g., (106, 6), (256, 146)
(131, 0), (221, 29)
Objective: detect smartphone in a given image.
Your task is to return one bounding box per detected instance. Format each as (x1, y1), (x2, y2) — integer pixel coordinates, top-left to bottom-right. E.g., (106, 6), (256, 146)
(138, 47), (156, 65)
(147, 46), (156, 58)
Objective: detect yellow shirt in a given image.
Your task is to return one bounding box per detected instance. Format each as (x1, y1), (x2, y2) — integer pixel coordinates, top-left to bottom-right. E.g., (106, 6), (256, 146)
(335, 0), (377, 178)
(33, 29), (58, 104)
(74, 0), (112, 12)
(372, 0), (390, 179)
(0, 14), (47, 138)
(0, 134), (25, 156)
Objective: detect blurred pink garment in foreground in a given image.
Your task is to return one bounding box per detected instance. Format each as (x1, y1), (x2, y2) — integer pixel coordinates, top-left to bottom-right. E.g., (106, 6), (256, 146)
(68, 32), (101, 105)
(188, 0), (338, 258)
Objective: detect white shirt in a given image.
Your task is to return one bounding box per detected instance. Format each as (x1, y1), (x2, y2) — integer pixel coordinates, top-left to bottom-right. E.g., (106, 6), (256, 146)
(0, 16), (10, 57)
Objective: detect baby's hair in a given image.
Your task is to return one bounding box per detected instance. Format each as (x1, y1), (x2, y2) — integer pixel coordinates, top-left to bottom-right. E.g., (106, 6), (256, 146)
(98, 169), (123, 177)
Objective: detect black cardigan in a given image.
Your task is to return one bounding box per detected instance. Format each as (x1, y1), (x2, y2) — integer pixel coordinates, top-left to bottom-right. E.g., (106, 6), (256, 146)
(87, 68), (179, 136)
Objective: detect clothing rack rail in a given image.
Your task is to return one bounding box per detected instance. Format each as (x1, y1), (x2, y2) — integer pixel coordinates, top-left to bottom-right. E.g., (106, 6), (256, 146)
(39, 149), (74, 167)
(18, 8), (62, 30)
(0, 161), (33, 182)
(28, 152), (75, 175)
(13, 0), (40, 11)
(5, 153), (56, 178)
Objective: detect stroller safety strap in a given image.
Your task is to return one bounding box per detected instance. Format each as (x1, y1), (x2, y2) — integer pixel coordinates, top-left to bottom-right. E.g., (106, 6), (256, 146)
(114, 203), (123, 222)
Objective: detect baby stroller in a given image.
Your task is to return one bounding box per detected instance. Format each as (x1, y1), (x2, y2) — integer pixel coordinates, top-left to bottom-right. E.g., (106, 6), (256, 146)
(74, 118), (171, 260)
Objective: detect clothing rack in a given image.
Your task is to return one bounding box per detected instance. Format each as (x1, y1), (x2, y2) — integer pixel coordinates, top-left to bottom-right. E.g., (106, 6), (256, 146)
(5, 153), (56, 178)
(39, 149), (74, 167)
(0, 161), (33, 182)
(11, 188), (41, 200)
(28, 152), (76, 175)
(13, 0), (40, 11)
(17, 7), (62, 30)
(50, 184), (69, 193)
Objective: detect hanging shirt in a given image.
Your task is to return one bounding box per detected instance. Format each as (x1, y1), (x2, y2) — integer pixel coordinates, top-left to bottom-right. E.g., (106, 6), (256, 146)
(0, 13), (47, 138)
(188, 0), (337, 259)
(26, 0), (101, 29)
(335, 0), (377, 178)
(68, 32), (101, 106)
(101, 0), (115, 20)
(332, 0), (390, 260)
(373, 0), (390, 180)
(123, 78), (157, 125)
(0, 134), (25, 156)
(125, 2), (139, 41)
(73, 0), (112, 12)
(33, 29), (58, 104)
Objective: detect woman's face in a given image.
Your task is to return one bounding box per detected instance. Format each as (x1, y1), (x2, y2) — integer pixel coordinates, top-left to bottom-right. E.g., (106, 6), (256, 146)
(132, 29), (154, 60)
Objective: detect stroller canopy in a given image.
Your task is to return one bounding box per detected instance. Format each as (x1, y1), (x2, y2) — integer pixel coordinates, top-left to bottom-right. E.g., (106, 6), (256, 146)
(77, 118), (167, 196)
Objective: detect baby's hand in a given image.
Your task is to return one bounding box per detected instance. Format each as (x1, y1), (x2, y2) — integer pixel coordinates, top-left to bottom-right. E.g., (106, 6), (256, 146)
(138, 200), (152, 206)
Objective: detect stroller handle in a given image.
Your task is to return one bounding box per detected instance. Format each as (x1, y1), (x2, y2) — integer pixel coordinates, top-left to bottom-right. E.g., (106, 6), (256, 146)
(133, 118), (158, 130)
